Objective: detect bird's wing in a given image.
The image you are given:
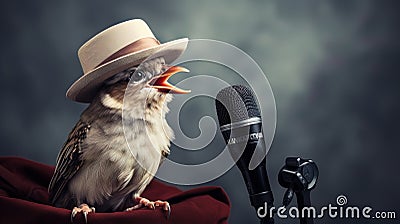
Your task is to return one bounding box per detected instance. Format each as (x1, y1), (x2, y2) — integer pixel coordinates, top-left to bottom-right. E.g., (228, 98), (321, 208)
(48, 120), (91, 205)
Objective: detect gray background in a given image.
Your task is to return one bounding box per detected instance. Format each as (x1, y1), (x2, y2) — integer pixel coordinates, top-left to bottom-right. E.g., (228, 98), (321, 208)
(1, 0), (399, 223)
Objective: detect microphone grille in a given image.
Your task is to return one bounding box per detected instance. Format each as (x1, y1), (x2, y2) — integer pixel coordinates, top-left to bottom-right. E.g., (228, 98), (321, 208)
(215, 85), (260, 127)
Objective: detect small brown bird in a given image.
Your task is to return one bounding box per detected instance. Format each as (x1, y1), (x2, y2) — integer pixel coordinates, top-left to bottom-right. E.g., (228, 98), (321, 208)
(48, 19), (190, 222)
(48, 56), (189, 221)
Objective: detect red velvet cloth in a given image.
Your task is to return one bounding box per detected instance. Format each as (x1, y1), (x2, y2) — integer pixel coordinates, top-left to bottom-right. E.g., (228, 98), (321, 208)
(0, 157), (230, 224)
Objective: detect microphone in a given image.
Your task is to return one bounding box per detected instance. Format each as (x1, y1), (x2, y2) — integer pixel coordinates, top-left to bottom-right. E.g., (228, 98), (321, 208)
(215, 85), (274, 223)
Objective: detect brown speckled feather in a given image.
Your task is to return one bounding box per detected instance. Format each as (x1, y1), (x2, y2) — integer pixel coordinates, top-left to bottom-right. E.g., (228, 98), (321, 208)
(48, 121), (90, 206)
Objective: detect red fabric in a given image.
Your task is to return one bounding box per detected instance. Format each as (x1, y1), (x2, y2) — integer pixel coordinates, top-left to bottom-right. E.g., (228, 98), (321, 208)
(0, 157), (230, 224)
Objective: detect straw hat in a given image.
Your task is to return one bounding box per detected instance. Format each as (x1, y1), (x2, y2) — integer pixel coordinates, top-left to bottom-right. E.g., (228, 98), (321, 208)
(66, 19), (188, 103)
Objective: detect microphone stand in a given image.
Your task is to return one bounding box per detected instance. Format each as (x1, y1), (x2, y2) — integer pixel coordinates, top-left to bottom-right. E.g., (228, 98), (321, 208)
(296, 190), (313, 224)
(278, 157), (319, 224)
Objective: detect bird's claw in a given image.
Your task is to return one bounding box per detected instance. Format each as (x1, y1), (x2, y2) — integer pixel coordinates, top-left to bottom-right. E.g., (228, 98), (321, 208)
(155, 200), (171, 218)
(126, 196), (171, 219)
(71, 204), (95, 224)
(71, 209), (77, 223)
(165, 202), (171, 219)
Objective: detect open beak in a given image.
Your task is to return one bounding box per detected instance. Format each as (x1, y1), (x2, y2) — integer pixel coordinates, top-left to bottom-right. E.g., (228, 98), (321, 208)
(148, 66), (191, 94)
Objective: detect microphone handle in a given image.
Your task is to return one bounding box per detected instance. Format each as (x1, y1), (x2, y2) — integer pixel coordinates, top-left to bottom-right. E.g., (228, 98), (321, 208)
(236, 145), (274, 223)
(224, 123), (274, 223)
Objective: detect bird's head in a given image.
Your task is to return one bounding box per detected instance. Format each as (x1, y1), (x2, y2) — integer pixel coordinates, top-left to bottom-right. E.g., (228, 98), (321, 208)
(98, 57), (189, 115)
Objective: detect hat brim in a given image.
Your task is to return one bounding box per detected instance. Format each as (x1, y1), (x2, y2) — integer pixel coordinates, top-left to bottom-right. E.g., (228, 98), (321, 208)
(66, 38), (188, 103)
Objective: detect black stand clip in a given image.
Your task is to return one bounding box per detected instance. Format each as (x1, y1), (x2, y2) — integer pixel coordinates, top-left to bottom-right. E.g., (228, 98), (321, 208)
(278, 157), (319, 224)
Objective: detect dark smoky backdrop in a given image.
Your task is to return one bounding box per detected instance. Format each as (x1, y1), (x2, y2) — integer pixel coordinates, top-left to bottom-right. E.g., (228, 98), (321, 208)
(1, 0), (399, 223)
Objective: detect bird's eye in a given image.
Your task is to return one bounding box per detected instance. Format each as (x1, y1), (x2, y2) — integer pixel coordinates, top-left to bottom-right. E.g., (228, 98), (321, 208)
(129, 71), (146, 83)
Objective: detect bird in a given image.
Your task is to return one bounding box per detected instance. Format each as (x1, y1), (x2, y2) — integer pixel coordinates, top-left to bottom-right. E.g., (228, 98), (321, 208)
(48, 56), (190, 222)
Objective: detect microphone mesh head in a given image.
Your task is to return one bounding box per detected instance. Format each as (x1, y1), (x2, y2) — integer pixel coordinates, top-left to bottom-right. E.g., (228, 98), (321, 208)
(215, 85), (261, 127)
